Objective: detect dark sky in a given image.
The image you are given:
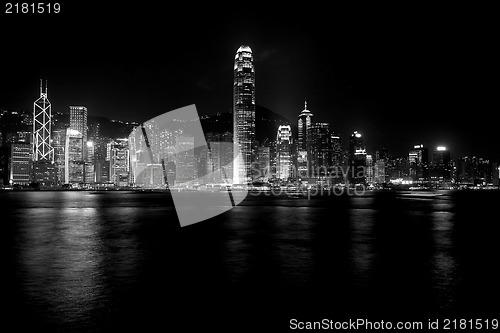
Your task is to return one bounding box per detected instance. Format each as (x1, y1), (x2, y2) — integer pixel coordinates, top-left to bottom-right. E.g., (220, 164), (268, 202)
(1, 3), (497, 160)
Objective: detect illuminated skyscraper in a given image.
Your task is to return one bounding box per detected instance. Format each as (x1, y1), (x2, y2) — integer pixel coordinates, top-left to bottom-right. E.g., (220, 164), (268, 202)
(233, 45), (255, 184)
(69, 106), (88, 143)
(33, 80), (53, 162)
(309, 123), (331, 178)
(10, 142), (32, 185)
(430, 146), (451, 183)
(65, 129), (84, 184)
(0, 147), (8, 186)
(52, 129), (66, 184)
(409, 144), (429, 182)
(109, 138), (130, 187)
(366, 154), (374, 184)
(297, 101), (313, 152)
(276, 125), (293, 180)
(255, 146), (270, 181)
(32, 80), (56, 186)
(175, 136), (195, 184)
(348, 131), (367, 184)
(330, 133), (343, 166)
(297, 101), (313, 178)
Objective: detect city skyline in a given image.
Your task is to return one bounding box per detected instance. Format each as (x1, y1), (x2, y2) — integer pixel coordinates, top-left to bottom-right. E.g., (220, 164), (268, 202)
(1, 5), (497, 161)
(1, 77), (498, 189)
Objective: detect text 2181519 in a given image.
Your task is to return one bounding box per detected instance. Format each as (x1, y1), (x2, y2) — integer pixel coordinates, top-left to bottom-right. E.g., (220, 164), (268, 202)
(5, 3), (60, 14)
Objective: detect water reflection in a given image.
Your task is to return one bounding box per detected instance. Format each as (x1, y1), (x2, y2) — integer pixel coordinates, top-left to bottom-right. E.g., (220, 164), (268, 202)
(4, 190), (500, 331)
(18, 204), (107, 331)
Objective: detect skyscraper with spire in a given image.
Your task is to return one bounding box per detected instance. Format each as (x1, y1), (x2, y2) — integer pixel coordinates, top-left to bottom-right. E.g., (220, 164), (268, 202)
(33, 79), (53, 162)
(32, 80), (56, 186)
(297, 100), (313, 152)
(297, 100), (313, 179)
(233, 45), (255, 184)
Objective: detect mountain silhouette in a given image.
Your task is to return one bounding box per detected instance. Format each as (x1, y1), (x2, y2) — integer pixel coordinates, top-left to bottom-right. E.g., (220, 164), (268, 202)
(200, 105), (296, 146)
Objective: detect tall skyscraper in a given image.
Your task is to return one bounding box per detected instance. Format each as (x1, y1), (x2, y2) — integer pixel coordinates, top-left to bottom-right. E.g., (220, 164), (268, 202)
(65, 129), (84, 184)
(109, 138), (130, 187)
(69, 106), (88, 143)
(10, 142), (32, 185)
(330, 133), (343, 166)
(276, 125), (293, 180)
(297, 100), (313, 152)
(233, 45), (255, 184)
(0, 147), (9, 186)
(409, 144), (429, 183)
(206, 132), (233, 184)
(52, 129), (66, 184)
(33, 80), (53, 162)
(175, 136), (195, 185)
(366, 154), (374, 184)
(348, 131), (367, 184)
(430, 146), (451, 183)
(297, 101), (313, 178)
(309, 123), (331, 178)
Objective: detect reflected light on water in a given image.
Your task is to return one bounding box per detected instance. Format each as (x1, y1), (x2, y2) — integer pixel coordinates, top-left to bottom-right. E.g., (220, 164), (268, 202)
(17, 197), (108, 330)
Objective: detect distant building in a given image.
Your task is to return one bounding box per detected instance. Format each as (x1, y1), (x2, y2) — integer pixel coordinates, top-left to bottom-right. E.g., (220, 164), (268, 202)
(52, 129), (66, 184)
(348, 131), (367, 184)
(297, 101), (313, 179)
(10, 142), (32, 185)
(276, 125), (293, 180)
(408, 144), (429, 183)
(366, 155), (373, 184)
(175, 136), (195, 185)
(0, 146), (10, 186)
(205, 132), (233, 184)
(330, 133), (343, 166)
(308, 123), (331, 178)
(457, 156), (494, 186)
(7, 131), (31, 144)
(430, 146), (451, 183)
(65, 129), (84, 184)
(85, 141), (95, 183)
(32, 160), (56, 187)
(492, 163), (499, 186)
(374, 160), (386, 184)
(255, 145), (270, 181)
(109, 138), (130, 187)
(69, 106), (88, 143)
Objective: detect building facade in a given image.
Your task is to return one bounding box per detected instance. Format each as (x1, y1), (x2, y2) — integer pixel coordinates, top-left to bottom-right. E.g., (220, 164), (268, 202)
(233, 45), (255, 184)
(276, 125), (293, 180)
(348, 131), (367, 184)
(297, 101), (313, 179)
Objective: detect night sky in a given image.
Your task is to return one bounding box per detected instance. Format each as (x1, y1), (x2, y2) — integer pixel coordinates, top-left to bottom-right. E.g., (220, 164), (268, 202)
(1, 3), (497, 160)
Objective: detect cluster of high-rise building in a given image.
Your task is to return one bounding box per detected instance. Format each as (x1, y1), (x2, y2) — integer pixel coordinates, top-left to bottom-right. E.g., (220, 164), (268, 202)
(0, 80), (134, 189)
(1, 47), (499, 190)
(228, 45), (499, 189)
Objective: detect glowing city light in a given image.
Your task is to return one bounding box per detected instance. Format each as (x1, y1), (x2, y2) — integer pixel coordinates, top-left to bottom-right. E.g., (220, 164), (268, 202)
(66, 129), (81, 136)
(436, 146), (447, 151)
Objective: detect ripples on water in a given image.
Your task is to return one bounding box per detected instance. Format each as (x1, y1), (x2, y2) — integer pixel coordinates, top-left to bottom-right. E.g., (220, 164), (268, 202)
(2, 190), (500, 332)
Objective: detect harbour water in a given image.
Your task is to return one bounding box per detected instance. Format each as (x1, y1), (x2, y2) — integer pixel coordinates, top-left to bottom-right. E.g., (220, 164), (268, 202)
(2, 190), (499, 332)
